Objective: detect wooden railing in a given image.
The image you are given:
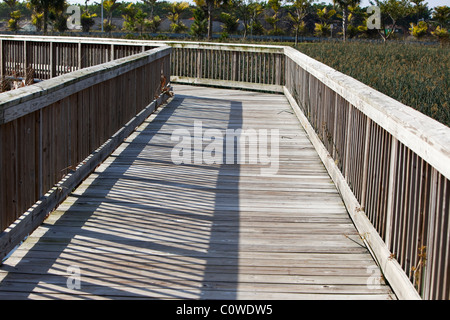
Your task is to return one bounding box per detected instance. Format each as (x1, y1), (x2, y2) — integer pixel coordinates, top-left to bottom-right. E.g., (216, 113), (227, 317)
(168, 42), (285, 92)
(167, 41), (450, 300)
(1, 37), (284, 92)
(0, 36), (157, 82)
(283, 47), (450, 300)
(1, 36), (449, 300)
(0, 42), (171, 261)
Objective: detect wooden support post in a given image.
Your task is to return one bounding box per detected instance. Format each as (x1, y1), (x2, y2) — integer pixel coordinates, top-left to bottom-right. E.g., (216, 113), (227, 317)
(422, 167), (439, 299)
(0, 39), (3, 80)
(78, 42), (82, 70)
(111, 44), (115, 61)
(38, 108), (43, 198)
(360, 117), (372, 209)
(332, 94), (338, 160)
(385, 137), (399, 248)
(50, 42), (56, 78)
(275, 54), (282, 85)
(196, 49), (202, 79)
(232, 51), (238, 82)
(344, 103), (353, 180)
(23, 40), (27, 78)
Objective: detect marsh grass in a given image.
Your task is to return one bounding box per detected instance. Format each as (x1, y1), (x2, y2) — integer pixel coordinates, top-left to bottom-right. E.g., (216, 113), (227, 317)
(295, 42), (450, 127)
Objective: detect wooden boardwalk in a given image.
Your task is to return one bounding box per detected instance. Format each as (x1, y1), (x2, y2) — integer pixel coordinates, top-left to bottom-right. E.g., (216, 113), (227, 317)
(0, 85), (395, 299)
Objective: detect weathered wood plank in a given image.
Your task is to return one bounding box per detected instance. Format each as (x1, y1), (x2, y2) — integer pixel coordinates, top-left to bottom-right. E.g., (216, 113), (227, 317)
(0, 85), (394, 300)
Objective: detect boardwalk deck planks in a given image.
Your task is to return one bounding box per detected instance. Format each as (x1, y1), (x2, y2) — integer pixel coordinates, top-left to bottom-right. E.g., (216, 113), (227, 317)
(0, 85), (395, 300)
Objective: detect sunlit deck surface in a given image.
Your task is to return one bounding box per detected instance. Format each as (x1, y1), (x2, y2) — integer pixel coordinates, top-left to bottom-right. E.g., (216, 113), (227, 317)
(0, 85), (395, 300)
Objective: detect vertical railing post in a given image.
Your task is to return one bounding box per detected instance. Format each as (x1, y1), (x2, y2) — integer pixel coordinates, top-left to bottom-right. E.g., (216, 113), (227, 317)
(78, 42), (82, 70)
(231, 51), (236, 81)
(422, 167), (439, 299)
(0, 39), (3, 80)
(360, 117), (372, 210)
(234, 51), (240, 82)
(196, 49), (202, 79)
(38, 108), (43, 198)
(344, 104), (353, 180)
(275, 54), (281, 85)
(332, 94), (339, 159)
(385, 137), (399, 247)
(23, 40), (27, 78)
(50, 42), (56, 78)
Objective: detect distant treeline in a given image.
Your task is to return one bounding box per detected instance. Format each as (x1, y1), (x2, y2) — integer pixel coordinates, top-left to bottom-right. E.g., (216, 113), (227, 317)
(0, 1), (449, 43)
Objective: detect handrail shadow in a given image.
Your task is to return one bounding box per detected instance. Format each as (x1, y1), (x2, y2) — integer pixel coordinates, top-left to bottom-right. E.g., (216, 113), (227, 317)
(0, 88), (242, 299)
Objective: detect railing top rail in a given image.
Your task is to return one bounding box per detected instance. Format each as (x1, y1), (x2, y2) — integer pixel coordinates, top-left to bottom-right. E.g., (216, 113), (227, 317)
(0, 45), (171, 124)
(163, 41), (285, 53)
(284, 46), (450, 181)
(0, 34), (160, 47)
(0, 35), (285, 53)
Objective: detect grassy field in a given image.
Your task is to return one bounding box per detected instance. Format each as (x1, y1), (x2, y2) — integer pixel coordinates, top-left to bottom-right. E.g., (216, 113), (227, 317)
(294, 42), (450, 127)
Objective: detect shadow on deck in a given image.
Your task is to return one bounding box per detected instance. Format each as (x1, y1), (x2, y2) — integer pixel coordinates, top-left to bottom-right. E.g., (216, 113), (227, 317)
(0, 85), (395, 300)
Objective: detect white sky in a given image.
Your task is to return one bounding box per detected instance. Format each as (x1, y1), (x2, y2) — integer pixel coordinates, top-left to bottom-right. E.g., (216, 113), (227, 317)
(65, 0), (449, 8)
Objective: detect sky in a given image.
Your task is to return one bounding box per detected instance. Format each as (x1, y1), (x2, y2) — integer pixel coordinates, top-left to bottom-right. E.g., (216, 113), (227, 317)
(66, 0), (449, 8)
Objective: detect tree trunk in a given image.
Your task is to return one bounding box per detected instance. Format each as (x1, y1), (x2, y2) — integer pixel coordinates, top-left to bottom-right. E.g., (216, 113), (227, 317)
(243, 18), (248, 39)
(378, 29), (387, 43)
(207, 3), (213, 40)
(342, 8), (347, 42)
(43, 9), (48, 34)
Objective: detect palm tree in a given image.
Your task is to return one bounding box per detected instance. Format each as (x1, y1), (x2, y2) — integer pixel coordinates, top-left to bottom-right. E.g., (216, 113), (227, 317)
(430, 6), (449, 45)
(4, 0), (20, 31)
(374, 0), (413, 42)
(4, 0), (19, 13)
(103, 0), (120, 24)
(248, 0), (263, 36)
(121, 2), (138, 32)
(315, 6), (336, 38)
(194, 0), (229, 40)
(265, 0), (283, 35)
(232, 0), (251, 38)
(288, 0), (314, 45)
(142, 0), (158, 19)
(167, 1), (189, 33)
(102, 0), (120, 32)
(81, 10), (97, 32)
(333, 0), (360, 41)
(28, 0), (66, 33)
(431, 6), (449, 28)
(8, 9), (21, 31)
(190, 4), (208, 38)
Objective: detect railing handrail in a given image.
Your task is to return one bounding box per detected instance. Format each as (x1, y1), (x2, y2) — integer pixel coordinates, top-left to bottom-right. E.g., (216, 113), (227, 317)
(0, 34), (161, 47)
(0, 40), (172, 262)
(0, 35), (286, 53)
(283, 46), (450, 181)
(163, 41), (285, 53)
